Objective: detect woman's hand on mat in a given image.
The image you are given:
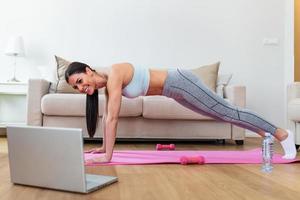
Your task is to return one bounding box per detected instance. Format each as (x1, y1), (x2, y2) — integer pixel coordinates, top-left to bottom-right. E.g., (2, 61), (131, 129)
(84, 147), (106, 154)
(85, 155), (110, 164)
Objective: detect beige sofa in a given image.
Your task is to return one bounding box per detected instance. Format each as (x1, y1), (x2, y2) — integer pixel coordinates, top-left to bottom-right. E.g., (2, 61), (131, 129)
(287, 82), (300, 149)
(26, 78), (246, 144)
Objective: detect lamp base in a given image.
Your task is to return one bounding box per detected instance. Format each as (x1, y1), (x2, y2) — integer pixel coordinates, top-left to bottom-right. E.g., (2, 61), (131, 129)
(7, 77), (21, 82)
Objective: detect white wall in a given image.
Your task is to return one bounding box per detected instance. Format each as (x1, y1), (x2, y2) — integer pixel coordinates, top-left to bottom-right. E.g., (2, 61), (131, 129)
(0, 0), (293, 128)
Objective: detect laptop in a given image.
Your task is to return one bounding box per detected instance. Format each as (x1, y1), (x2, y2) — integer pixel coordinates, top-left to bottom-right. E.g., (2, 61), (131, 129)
(6, 125), (118, 193)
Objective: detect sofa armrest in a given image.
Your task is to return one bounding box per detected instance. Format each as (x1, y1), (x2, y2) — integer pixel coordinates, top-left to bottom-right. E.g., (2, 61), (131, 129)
(287, 82), (300, 102)
(223, 85), (246, 107)
(287, 82), (300, 135)
(26, 79), (50, 126)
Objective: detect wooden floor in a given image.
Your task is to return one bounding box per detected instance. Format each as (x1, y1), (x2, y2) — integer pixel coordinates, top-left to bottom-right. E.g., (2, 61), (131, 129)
(1, 136), (300, 200)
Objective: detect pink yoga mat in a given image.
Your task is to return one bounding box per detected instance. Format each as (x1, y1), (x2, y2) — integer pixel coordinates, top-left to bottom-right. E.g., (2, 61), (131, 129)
(84, 148), (299, 166)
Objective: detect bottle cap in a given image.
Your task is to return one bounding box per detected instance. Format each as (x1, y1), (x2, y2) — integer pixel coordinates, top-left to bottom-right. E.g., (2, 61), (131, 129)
(265, 132), (271, 137)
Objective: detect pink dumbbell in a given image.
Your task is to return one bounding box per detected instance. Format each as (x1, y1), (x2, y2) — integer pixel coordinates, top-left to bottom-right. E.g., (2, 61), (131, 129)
(156, 144), (176, 150)
(180, 156), (205, 165)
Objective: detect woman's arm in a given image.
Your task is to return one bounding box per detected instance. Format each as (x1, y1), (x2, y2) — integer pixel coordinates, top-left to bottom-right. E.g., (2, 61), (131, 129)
(103, 70), (122, 161)
(101, 112), (107, 151)
(86, 66), (123, 163)
(100, 88), (109, 151)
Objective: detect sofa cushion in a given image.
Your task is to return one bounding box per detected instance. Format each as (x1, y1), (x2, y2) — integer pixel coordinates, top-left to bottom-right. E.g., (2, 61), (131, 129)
(41, 94), (142, 117)
(142, 96), (214, 120)
(288, 98), (300, 121)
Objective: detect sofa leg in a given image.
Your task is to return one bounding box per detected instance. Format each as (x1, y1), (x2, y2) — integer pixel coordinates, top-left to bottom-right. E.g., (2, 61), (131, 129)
(216, 139), (225, 145)
(235, 140), (244, 145)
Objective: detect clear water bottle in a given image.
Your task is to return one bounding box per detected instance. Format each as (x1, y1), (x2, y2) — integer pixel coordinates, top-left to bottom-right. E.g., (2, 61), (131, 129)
(261, 132), (274, 172)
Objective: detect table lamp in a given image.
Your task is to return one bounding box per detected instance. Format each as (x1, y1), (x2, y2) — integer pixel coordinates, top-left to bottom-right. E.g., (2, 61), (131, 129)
(4, 36), (25, 82)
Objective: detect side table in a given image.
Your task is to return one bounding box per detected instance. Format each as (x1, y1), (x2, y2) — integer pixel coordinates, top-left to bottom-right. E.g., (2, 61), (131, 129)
(0, 82), (28, 135)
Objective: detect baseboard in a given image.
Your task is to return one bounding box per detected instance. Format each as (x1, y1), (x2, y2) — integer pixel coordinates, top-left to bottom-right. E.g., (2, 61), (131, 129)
(0, 127), (259, 138)
(0, 128), (6, 136)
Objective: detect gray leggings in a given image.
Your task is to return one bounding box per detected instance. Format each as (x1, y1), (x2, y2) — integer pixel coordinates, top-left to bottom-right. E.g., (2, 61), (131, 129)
(162, 68), (277, 135)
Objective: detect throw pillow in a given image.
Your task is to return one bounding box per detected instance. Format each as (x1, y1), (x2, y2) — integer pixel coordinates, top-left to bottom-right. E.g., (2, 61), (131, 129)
(190, 62), (220, 92)
(52, 55), (79, 93)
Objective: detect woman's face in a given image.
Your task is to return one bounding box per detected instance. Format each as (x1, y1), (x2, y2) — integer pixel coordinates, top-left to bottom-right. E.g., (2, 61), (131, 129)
(67, 67), (96, 95)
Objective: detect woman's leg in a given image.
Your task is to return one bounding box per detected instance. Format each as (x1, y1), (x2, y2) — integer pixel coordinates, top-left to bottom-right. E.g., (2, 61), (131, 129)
(162, 69), (296, 159)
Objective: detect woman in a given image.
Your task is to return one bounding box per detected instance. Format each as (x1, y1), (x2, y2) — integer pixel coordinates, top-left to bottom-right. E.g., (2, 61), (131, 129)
(65, 62), (297, 163)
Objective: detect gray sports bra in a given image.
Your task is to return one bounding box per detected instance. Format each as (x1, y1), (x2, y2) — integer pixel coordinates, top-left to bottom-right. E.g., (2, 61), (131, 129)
(122, 66), (150, 98)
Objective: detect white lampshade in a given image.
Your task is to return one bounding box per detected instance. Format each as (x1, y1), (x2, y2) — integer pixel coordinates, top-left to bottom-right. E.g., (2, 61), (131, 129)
(5, 36), (25, 57)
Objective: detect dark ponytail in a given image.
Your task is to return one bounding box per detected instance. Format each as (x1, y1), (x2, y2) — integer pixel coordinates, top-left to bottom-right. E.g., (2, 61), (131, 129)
(65, 62), (99, 138)
(86, 89), (98, 138)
